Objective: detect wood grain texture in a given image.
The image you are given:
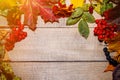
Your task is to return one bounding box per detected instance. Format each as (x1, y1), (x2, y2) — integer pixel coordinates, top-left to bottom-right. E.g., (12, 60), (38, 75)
(0, 11), (101, 28)
(0, 7), (109, 80)
(10, 62), (112, 80)
(8, 28), (105, 61)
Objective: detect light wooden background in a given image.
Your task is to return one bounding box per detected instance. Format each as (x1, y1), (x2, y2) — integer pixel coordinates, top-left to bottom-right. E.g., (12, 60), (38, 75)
(0, 9), (112, 80)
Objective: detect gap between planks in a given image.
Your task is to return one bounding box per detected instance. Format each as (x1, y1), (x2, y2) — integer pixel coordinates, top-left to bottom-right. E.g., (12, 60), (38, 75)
(0, 26), (95, 29)
(6, 60), (107, 63)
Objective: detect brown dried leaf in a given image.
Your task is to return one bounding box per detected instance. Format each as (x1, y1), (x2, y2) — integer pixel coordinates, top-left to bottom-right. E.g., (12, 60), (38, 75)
(104, 64), (115, 72)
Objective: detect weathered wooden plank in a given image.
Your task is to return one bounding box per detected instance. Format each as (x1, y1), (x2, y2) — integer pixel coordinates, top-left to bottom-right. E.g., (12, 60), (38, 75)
(36, 12), (101, 28)
(10, 62), (112, 80)
(8, 28), (105, 61)
(0, 12), (101, 28)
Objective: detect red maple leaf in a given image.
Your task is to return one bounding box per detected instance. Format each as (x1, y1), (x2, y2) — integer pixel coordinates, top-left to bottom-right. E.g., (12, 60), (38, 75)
(20, 0), (59, 31)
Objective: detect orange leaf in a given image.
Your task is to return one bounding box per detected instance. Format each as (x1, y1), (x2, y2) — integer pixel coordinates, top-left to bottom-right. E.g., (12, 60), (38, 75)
(104, 64), (115, 72)
(52, 2), (73, 18)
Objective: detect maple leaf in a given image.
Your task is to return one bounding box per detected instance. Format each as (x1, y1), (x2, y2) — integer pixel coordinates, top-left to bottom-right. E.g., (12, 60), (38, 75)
(20, 0), (59, 31)
(7, 7), (22, 26)
(20, 0), (39, 31)
(36, 0), (59, 22)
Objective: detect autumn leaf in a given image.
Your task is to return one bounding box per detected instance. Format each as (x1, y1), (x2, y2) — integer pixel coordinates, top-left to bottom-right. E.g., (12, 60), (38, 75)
(0, 44), (5, 60)
(0, 62), (21, 80)
(70, 0), (84, 8)
(105, 33), (120, 71)
(104, 64), (115, 72)
(52, 2), (73, 18)
(20, 0), (59, 31)
(7, 7), (22, 26)
(37, 0), (59, 22)
(0, 0), (17, 10)
(107, 33), (120, 53)
(20, 0), (39, 31)
(0, 30), (9, 41)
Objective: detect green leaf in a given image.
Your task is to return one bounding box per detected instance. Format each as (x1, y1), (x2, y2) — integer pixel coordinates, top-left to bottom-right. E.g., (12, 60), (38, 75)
(100, 3), (107, 14)
(82, 12), (95, 23)
(71, 7), (83, 18)
(103, 0), (109, 3)
(78, 20), (89, 39)
(100, 3), (113, 15)
(66, 17), (81, 25)
(81, 4), (90, 11)
(106, 3), (113, 10)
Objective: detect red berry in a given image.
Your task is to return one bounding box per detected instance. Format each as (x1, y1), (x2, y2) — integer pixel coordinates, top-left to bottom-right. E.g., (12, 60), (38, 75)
(93, 19), (117, 42)
(4, 21), (27, 51)
(89, 5), (94, 14)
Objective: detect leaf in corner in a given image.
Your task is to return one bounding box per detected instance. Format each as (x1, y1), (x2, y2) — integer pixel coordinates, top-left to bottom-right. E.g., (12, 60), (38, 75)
(82, 12), (95, 23)
(0, 0), (17, 10)
(20, 0), (39, 31)
(78, 20), (89, 39)
(20, 0), (59, 31)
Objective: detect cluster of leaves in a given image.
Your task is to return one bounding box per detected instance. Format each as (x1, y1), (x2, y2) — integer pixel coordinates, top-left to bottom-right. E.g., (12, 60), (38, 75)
(0, 44), (21, 80)
(92, 0), (120, 72)
(66, 7), (95, 39)
(0, 0), (120, 79)
(0, 23), (23, 79)
(0, 62), (21, 80)
(94, 0), (113, 15)
(0, 0), (61, 31)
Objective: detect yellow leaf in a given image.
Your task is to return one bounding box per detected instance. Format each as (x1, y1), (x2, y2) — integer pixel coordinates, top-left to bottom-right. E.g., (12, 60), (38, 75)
(0, 30), (8, 40)
(70, 0), (84, 8)
(0, 0), (17, 10)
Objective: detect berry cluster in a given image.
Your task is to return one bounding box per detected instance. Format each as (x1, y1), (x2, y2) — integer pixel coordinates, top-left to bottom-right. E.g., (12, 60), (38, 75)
(94, 19), (117, 41)
(4, 22), (27, 51)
